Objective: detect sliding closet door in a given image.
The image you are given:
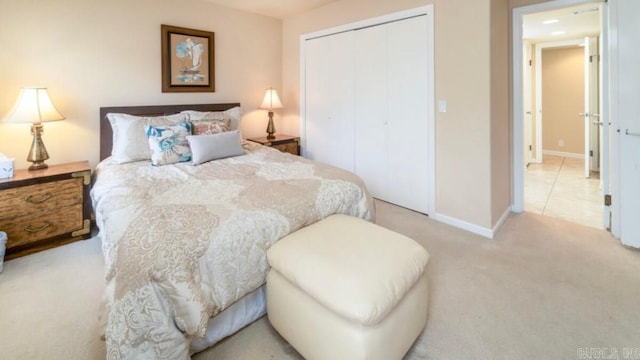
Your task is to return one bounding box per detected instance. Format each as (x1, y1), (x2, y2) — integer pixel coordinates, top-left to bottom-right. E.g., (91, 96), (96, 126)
(353, 15), (430, 213)
(304, 32), (355, 172)
(387, 16), (430, 214)
(354, 24), (388, 198)
(303, 10), (433, 215)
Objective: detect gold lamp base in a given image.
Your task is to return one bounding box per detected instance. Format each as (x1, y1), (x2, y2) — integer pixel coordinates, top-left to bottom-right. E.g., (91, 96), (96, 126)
(266, 110), (276, 140)
(27, 124), (50, 171)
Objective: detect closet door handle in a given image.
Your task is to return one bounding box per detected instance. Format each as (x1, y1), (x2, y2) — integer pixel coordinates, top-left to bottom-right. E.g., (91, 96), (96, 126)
(625, 129), (640, 137)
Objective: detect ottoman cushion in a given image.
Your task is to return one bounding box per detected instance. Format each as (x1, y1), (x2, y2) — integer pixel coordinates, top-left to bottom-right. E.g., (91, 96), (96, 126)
(267, 214), (429, 326)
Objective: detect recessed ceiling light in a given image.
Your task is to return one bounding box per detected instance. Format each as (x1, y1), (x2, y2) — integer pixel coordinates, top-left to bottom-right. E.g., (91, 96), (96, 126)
(543, 19), (559, 24)
(572, 8), (599, 15)
(551, 31), (566, 36)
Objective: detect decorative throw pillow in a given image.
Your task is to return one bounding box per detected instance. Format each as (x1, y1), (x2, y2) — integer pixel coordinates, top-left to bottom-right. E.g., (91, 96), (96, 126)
(187, 130), (244, 165)
(181, 106), (242, 131)
(191, 118), (231, 135)
(108, 113), (189, 164)
(145, 122), (193, 166)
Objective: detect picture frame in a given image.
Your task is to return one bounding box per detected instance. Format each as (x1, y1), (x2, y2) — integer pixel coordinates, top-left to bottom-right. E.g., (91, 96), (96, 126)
(161, 24), (215, 92)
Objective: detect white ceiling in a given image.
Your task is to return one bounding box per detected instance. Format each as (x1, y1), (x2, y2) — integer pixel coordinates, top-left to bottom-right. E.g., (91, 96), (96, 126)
(202, 1), (601, 41)
(523, 3), (601, 43)
(201, 0), (337, 19)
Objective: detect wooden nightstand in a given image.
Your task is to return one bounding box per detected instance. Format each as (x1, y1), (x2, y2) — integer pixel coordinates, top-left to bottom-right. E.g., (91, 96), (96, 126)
(0, 161), (92, 260)
(248, 134), (300, 155)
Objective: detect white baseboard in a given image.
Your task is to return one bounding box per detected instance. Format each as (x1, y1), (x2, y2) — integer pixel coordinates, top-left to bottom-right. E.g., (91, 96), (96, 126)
(434, 206), (512, 239)
(492, 206), (512, 235)
(433, 213), (494, 239)
(542, 150), (583, 159)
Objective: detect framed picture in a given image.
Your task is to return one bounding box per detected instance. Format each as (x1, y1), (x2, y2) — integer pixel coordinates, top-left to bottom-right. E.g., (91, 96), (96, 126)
(161, 24), (215, 92)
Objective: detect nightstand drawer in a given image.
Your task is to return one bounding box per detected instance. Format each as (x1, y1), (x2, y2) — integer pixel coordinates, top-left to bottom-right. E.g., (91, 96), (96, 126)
(272, 142), (298, 155)
(4, 204), (84, 248)
(0, 178), (83, 220)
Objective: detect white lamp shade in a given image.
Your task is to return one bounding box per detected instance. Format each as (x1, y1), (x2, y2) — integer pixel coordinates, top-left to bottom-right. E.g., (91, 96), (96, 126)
(4, 87), (65, 125)
(260, 88), (283, 110)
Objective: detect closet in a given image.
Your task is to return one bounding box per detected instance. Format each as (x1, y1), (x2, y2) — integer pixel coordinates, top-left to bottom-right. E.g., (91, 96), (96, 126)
(303, 11), (433, 214)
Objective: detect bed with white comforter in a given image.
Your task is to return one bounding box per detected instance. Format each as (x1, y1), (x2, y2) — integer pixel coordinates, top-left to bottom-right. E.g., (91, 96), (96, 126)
(91, 141), (374, 359)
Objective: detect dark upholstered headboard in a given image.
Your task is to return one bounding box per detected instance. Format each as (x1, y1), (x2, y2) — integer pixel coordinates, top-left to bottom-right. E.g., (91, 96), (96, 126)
(99, 103), (241, 161)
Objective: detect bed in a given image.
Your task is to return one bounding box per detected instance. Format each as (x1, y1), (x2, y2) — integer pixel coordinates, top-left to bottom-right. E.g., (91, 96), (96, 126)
(91, 103), (374, 359)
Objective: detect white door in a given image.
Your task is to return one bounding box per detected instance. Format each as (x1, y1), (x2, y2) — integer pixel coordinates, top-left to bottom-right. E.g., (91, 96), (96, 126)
(617, 0), (640, 247)
(354, 15), (430, 214)
(354, 24), (388, 199)
(387, 16), (430, 214)
(302, 7), (434, 216)
(304, 31), (355, 172)
(583, 36), (600, 178)
(588, 37), (600, 173)
(523, 41), (533, 166)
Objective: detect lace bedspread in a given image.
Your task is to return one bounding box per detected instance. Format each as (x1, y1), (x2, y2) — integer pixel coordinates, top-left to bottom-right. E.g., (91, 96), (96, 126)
(91, 142), (374, 359)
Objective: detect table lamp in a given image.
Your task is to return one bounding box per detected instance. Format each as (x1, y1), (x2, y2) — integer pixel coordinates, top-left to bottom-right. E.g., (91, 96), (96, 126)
(3, 87), (65, 170)
(260, 87), (283, 139)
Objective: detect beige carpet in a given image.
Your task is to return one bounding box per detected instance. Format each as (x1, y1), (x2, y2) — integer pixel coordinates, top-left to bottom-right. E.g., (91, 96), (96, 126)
(0, 200), (638, 359)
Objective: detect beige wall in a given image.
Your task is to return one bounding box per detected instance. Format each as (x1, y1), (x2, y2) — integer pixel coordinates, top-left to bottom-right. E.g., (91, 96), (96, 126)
(0, 0), (516, 232)
(0, 0), (282, 169)
(541, 47), (585, 154)
(490, 0), (511, 225)
(284, 0), (511, 230)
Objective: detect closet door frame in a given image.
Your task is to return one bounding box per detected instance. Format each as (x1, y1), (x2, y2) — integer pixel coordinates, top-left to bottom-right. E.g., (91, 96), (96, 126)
(300, 5), (436, 216)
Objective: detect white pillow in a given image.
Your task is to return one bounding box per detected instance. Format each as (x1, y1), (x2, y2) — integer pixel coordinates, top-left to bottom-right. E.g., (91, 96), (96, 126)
(187, 130), (244, 165)
(181, 106), (242, 132)
(108, 113), (189, 164)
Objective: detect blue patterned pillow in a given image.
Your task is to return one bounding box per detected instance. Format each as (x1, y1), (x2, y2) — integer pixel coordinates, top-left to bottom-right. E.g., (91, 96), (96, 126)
(145, 122), (193, 166)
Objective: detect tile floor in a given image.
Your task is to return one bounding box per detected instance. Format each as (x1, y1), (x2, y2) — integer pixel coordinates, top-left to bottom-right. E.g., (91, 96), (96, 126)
(524, 155), (604, 229)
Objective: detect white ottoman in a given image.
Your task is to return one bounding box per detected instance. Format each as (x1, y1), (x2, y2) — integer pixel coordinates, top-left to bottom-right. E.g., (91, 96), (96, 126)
(266, 214), (430, 360)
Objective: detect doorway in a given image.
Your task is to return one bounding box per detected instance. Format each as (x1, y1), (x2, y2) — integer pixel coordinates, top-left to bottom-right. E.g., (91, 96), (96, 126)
(513, 0), (610, 230)
(525, 37), (603, 229)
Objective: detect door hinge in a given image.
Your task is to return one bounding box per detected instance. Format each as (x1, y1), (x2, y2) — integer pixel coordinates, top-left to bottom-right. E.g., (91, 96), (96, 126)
(529, 60), (532, 66)
(590, 150), (593, 157)
(529, 145), (532, 151)
(604, 194), (612, 206)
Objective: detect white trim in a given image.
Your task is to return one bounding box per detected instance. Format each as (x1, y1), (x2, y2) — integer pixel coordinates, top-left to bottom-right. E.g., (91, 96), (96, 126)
(513, 7), (525, 212)
(299, 36), (307, 157)
(492, 207), (513, 236)
(512, 0), (603, 214)
(299, 5), (435, 217)
(608, 0), (620, 238)
(542, 150), (584, 159)
(434, 206), (511, 239)
(599, 3), (611, 230)
(425, 7), (436, 219)
(434, 213), (494, 239)
(301, 6), (431, 40)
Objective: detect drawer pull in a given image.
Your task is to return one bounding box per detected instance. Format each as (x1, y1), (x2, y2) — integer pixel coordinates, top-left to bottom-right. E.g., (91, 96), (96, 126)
(25, 192), (52, 204)
(24, 222), (52, 233)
